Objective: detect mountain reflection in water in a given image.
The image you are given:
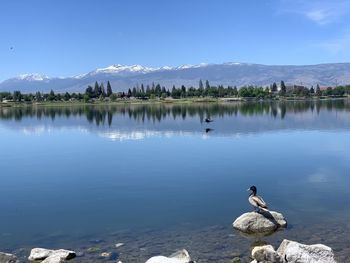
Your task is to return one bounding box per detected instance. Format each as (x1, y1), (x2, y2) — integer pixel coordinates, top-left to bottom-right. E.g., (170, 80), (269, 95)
(1, 100), (350, 140)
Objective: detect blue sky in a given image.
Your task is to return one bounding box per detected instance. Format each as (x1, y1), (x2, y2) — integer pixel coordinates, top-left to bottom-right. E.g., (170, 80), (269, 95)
(1, 0), (350, 81)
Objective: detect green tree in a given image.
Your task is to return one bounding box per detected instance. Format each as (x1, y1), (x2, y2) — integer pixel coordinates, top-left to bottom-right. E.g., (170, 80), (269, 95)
(100, 83), (106, 97)
(13, 91), (22, 102)
(94, 81), (100, 98)
(316, 84), (321, 96)
(35, 91), (42, 102)
(132, 87), (137, 97)
(310, 86), (315, 94)
(110, 93), (117, 101)
(140, 84), (145, 97)
(280, 81), (286, 96)
(106, 81), (113, 97)
(83, 94), (90, 103)
(64, 92), (71, 101)
(48, 90), (55, 101)
(199, 79), (204, 96)
(233, 86), (238, 97)
(85, 85), (94, 98)
(271, 82), (278, 93)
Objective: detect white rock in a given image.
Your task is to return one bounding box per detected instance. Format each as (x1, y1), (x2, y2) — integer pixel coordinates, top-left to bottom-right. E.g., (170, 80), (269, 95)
(41, 255), (64, 263)
(0, 252), (18, 263)
(233, 211), (287, 234)
(145, 249), (193, 263)
(115, 243), (125, 248)
(28, 248), (76, 261)
(251, 245), (284, 263)
(28, 248), (53, 261)
(277, 239), (336, 263)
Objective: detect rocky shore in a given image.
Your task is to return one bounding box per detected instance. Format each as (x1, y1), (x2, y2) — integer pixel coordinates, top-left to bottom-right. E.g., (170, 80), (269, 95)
(0, 210), (347, 263)
(0, 240), (337, 263)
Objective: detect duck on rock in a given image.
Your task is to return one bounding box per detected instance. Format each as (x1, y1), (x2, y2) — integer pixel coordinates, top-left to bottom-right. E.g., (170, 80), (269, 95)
(247, 185), (268, 212)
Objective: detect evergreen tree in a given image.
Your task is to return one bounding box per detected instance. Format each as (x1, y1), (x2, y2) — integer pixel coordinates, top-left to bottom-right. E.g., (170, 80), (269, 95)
(85, 85), (94, 98)
(205, 80), (210, 90)
(48, 90), (55, 101)
(13, 91), (22, 102)
(35, 91), (42, 102)
(146, 85), (151, 97)
(280, 80), (286, 96)
(101, 83), (106, 97)
(233, 86), (238, 96)
(199, 79), (204, 91)
(310, 86), (315, 94)
(106, 81), (113, 97)
(132, 87), (137, 97)
(94, 81), (100, 98)
(181, 85), (186, 98)
(64, 92), (71, 101)
(271, 82), (278, 93)
(316, 84), (321, 96)
(140, 84), (145, 96)
(155, 84), (161, 96)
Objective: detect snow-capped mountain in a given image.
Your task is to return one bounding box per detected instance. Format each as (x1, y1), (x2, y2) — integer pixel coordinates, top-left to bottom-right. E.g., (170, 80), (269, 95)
(84, 64), (158, 77)
(11, 74), (50, 82)
(1, 62), (350, 93)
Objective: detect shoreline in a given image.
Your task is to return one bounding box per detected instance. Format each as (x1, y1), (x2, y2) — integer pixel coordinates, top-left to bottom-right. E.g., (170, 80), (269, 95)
(0, 96), (348, 108)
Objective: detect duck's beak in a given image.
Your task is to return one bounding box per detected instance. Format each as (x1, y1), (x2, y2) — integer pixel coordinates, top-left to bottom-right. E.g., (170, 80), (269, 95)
(247, 188), (250, 191)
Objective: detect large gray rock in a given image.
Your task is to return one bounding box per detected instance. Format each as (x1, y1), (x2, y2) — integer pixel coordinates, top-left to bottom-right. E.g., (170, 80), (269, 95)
(233, 211), (287, 234)
(277, 239), (336, 263)
(28, 248), (76, 261)
(145, 249), (194, 263)
(251, 245), (284, 263)
(0, 252), (18, 263)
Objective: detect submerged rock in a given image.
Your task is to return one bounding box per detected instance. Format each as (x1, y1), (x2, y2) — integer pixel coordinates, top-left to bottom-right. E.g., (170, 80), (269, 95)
(145, 249), (194, 263)
(0, 252), (18, 263)
(28, 248), (76, 261)
(277, 239), (336, 263)
(233, 211), (287, 234)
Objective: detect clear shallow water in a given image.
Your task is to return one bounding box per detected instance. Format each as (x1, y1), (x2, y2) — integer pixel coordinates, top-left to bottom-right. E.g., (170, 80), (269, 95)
(0, 100), (350, 262)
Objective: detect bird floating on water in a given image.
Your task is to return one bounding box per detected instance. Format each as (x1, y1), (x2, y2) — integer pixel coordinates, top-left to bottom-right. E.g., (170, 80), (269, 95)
(247, 185), (268, 212)
(205, 118), (213, 123)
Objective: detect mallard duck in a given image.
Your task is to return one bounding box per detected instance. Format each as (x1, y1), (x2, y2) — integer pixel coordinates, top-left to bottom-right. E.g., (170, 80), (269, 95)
(247, 185), (268, 212)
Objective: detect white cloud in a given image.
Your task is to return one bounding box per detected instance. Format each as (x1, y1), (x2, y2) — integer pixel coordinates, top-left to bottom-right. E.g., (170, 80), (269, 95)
(278, 0), (350, 25)
(305, 9), (334, 25)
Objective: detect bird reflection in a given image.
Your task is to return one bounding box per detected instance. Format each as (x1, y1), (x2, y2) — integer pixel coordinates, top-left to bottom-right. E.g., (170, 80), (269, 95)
(205, 128), (213, 133)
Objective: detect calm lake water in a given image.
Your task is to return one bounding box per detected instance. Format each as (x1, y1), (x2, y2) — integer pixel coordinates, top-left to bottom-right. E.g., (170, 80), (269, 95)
(0, 100), (350, 262)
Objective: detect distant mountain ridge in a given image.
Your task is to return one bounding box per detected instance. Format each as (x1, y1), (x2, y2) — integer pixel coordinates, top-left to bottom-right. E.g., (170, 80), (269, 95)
(1, 62), (350, 93)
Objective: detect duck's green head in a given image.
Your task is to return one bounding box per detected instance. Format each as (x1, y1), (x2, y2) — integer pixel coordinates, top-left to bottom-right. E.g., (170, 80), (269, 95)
(247, 185), (257, 194)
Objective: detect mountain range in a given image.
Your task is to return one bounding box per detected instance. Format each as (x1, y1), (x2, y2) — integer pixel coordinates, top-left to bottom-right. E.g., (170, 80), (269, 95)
(1, 62), (350, 93)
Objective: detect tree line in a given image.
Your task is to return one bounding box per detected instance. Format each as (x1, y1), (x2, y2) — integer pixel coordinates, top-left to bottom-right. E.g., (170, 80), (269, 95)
(2, 100), (350, 124)
(1, 80), (350, 103)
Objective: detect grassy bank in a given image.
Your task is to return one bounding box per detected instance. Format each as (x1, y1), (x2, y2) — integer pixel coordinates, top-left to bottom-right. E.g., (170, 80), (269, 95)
(0, 96), (348, 108)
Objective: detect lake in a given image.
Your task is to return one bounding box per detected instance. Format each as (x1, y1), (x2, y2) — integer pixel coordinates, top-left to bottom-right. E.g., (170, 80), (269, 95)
(0, 100), (350, 262)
